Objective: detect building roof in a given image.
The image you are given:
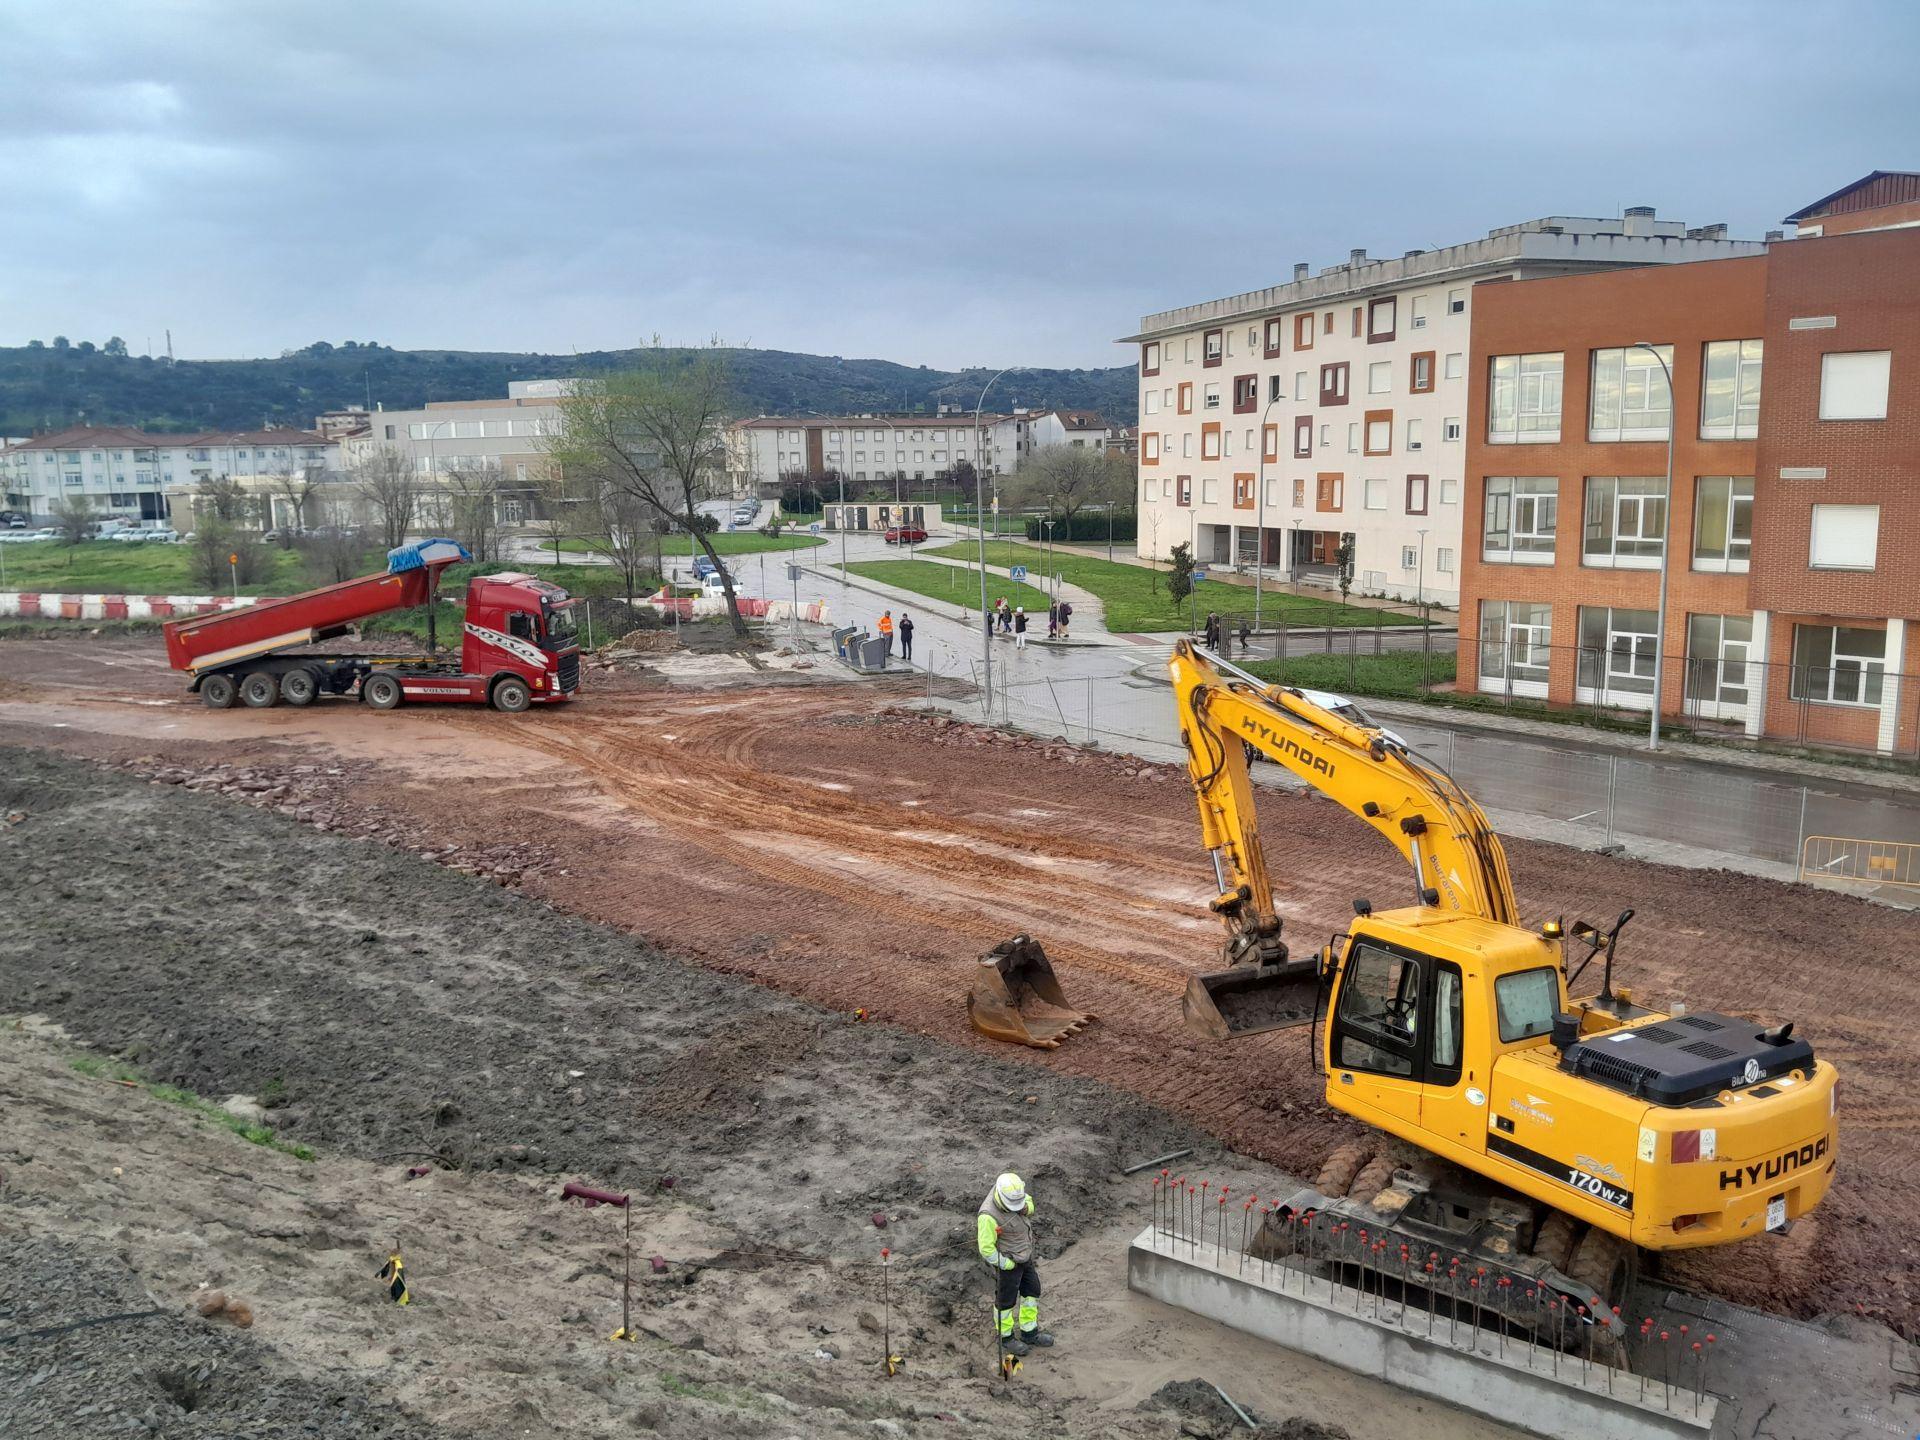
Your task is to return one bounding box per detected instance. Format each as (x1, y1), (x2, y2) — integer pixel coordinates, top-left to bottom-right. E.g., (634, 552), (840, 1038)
(733, 413), (1011, 429)
(3, 422), (331, 453)
(1784, 170), (1920, 222)
(1029, 408), (1107, 429)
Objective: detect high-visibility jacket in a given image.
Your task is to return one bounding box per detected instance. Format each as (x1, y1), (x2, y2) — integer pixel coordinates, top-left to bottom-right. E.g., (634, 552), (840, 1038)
(878, 615), (894, 635)
(976, 1189), (1036, 1268)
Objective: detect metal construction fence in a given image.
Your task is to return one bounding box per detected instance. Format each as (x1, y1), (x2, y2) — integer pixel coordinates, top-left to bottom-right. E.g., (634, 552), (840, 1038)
(914, 663), (1920, 900)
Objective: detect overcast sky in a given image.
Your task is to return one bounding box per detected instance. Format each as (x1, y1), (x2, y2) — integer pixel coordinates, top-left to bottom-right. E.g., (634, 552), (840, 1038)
(3, 1), (1915, 370)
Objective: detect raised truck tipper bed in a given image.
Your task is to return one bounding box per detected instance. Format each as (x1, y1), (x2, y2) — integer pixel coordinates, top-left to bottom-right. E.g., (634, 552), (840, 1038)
(161, 539), (583, 713)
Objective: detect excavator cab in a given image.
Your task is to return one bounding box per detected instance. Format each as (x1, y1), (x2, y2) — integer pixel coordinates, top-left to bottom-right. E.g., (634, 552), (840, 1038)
(967, 936), (1096, 1050)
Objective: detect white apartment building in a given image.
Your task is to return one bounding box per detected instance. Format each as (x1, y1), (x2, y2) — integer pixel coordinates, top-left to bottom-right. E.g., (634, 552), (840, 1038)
(2, 424), (338, 524)
(1125, 210), (1765, 607)
(1019, 408), (1111, 461)
(338, 379), (568, 526)
(729, 411), (1021, 491)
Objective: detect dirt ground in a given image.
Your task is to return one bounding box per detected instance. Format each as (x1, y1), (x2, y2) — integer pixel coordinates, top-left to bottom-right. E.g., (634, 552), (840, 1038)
(1, 744), (1512, 1440)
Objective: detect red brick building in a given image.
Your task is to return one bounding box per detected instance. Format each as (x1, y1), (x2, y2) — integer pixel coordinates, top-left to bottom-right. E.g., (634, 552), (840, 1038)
(1458, 176), (1920, 756)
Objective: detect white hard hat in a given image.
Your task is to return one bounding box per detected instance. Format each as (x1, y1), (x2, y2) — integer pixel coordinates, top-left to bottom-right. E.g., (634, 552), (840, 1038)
(995, 1172), (1027, 1209)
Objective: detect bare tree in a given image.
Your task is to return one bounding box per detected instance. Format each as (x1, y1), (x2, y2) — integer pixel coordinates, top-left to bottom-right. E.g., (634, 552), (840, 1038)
(50, 496), (93, 562)
(549, 346), (746, 635)
(299, 530), (374, 586)
(353, 445), (418, 551)
(543, 466), (657, 606)
(1145, 507), (1161, 594)
(441, 464), (505, 562)
(196, 474), (262, 528)
(263, 462), (319, 545)
(1014, 445), (1127, 526)
(189, 524), (269, 591)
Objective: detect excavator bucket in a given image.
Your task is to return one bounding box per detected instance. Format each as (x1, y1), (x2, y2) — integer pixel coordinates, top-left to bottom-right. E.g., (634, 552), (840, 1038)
(1182, 958), (1323, 1040)
(967, 936), (1095, 1050)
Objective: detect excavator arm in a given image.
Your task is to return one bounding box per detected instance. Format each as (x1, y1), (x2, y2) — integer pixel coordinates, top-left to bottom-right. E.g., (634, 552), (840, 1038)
(1170, 640), (1519, 1035)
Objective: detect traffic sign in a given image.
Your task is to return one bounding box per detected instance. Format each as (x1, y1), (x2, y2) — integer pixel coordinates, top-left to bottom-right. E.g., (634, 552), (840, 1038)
(1192, 568), (1208, 583)
(786, 564), (803, 582)
(809, 522), (821, 534)
(1009, 565), (1028, 581)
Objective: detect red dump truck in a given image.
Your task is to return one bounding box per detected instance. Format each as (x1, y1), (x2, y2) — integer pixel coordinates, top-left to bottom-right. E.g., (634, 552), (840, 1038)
(162, 538), (582, 713)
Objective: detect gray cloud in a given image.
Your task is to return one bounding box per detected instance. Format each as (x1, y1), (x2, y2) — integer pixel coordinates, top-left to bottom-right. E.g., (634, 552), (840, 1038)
(1, 0), (1915, 367)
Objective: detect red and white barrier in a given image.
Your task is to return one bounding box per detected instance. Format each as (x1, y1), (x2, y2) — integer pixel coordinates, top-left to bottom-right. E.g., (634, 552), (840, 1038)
(0, 592), (279, 621)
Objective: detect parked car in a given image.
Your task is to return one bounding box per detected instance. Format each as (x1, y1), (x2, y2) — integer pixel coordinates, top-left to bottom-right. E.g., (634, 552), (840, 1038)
(262, 526), (310, 544)
(3, 514), (26, 529)
(700, 571), (733, 598)
(692, 553), (719, 580)
(884, 525), (928, 545)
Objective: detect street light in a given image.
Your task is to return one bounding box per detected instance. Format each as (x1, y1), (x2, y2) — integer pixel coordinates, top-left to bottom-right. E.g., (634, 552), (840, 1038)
(974, 367), (1024, 709)
(1630, 341), (1676, 751)
(1255, 393), (1285, 635)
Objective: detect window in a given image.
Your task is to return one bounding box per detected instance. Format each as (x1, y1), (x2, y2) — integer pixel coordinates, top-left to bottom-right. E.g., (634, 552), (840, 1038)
(1142, 433), (1160, 464)
(1444, 352), (1463, 381)
(1495, 969), (1560, 1043)
(1264, 317), (1284, 357)
(1488, 353), (1562, 443)
(1406, 418), (1423, 451)
(1223, 429), (1235, 457)
(1201, 477), (1220, 505)
(1589, 345), (1673, 442)
(1364, 479), (1389, 510)
(1351, 306), (1363, 337)
(1316, 474), (1343, 512)
(1268, 374), (1285, 403)
(1182, 434), (1193, 458)
(1178, 382), (1193, 414)
(1345, 422), (1357, 453)
(1577, 605), (1661, 702)
(1810, 503), (1879, 570)
(1443, 417), (1462, 443)
(1293, 371), (1309, 402)
(1320, 362), (1349, 406)
(1819, 351), (1891, 419)
(1203, 328), (1223, 367)
(1142, 342), (1160, 376)
(1479, 600), (1553, 693)
(1409, 352), (1434, 393)
(1401, 545), (1418, 567)
(1367, 297), (1396, 342)
(1144, 391), (1161, 415)
(1294, 313), (1314, 350)
(1322, 423), (1332, 448)
(1201, 424), (1221, 461)
(1177, 475), (1192, 506)
(1685, 614), (1753, 712)
(1263, 424), (1280, 462)
(1410, 294), (1429, 331)
(1791, 625), (1885, 706)
(1700, 340), (1762, 439)
(1335, 941), (1422, 1077)
(1368, 361), (1392, 395)
(1364, 410), (1392, 456)
(1692, 477), (1753, 572)
(1439, 479), (1459, 505)
(1292, 478), (1305, 507)
(1447, 289), (1466, 315)
(1324, 311), (1335, 333)
(1203, 382), (1221, 410)
(1483, 477), (1558, 562)
(1293, 416), (1313, 458)
(1233, 473), (1255, 509)
(1583, 477), (1667, 566)
(1435, 547), (1453, 573)
(1406, 474), (1428, 514)
(1233, 374), (1258, 413)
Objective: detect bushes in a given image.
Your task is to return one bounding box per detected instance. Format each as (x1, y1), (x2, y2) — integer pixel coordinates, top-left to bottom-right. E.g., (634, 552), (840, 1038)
(1023, 510), (1136, 543)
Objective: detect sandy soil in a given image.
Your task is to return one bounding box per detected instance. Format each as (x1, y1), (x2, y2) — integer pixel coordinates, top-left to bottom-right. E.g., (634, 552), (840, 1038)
(0, 629), (1912, 1350)
(0, 745), (1515, 1440)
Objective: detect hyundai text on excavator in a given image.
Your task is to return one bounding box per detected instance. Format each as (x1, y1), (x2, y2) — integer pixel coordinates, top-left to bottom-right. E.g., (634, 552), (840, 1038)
(1163, 639), (1837, 1321)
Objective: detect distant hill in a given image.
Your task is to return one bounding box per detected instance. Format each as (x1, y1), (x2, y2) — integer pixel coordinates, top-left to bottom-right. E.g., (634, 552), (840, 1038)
(0, 342), (1138, 436)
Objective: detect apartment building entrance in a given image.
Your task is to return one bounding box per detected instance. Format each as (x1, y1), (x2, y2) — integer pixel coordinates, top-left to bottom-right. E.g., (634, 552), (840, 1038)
(1288, 528), (1345, 586)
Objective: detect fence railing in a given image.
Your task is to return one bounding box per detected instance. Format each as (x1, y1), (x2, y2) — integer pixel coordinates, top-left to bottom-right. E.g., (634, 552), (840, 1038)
(1800, 835), (1920, 892)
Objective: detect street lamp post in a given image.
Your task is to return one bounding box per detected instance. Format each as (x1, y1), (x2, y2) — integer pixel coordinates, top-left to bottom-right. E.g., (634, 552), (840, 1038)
(1631, 342), (1676, 751)
(1255, 394), (1284, 635)
(1189, 507), (1200, 639)
(422, 418), (453, 653)
(974, 367), (1023, 710)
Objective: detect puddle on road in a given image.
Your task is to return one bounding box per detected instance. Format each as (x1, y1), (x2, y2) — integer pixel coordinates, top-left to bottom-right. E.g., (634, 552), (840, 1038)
(816, 781), (850, 792)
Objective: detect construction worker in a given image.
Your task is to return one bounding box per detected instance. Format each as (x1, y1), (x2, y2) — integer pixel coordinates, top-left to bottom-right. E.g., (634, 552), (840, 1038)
(878, 609), (895, 655)
(977, 1171), (1052, 1355)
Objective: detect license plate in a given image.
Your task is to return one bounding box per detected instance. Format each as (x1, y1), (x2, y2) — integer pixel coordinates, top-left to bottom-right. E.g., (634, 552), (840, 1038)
(1766, 1195), (1787, 1232)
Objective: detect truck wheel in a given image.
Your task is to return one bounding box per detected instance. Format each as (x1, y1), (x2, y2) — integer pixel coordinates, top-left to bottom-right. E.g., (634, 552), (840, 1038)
(200, 673), (238, 710)
(491, 676), (532, 713)
(280, 669), (318, 707)
(239, 671), (280, 708)
(362, 673), (403, 711)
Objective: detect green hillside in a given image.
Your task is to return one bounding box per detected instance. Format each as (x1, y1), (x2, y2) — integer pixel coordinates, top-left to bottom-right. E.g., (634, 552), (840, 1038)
(0, 340), (1137, 435)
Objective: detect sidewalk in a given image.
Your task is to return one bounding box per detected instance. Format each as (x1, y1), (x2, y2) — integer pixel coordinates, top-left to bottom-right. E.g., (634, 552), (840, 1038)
(817, 553), (1127, 649)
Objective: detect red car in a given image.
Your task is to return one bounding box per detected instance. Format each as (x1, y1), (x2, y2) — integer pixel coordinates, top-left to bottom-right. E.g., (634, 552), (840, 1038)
(884, 525), (929, 545)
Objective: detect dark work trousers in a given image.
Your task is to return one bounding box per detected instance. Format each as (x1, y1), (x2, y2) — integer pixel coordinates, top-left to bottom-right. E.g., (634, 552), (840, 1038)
(995, 1258), (1041, 1313)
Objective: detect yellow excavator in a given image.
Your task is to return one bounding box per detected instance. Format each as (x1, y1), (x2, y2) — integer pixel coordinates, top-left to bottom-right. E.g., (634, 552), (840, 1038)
(1164, 639), (1837, 1309)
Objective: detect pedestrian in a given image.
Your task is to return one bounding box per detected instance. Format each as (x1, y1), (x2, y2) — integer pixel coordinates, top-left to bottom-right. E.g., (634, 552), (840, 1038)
(1204, 611), (1221, 650)
(1047, 599), (1058, 640)
(977, 1171), (1053, 1357)
(878, 609), (895, 655)
(1000, 599), (1014, 634)
(898, 612), (914, 662)
(1058, 600), (1072, 640)
(1014, 607), (1028, 649)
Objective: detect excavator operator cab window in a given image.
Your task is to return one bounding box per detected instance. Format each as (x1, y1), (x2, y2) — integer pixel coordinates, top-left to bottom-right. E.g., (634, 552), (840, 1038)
(1495, 967), (1560, 1043)
(1334, 939), (1464, 1085)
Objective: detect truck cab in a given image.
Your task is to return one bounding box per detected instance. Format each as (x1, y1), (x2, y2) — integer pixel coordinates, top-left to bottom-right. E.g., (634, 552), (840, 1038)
(459, 572), (582, 706)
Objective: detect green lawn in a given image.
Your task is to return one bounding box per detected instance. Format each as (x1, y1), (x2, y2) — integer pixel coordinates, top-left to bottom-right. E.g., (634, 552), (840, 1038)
(921, 541), (1421, 633)
(843, 558), (1052, 616)
(0, 540), (309, 595)
(1241, 650), (1456, 700)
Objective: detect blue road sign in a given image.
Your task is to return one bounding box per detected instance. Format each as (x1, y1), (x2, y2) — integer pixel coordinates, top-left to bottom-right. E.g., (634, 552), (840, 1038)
(1009, 565), (1028, 581)
(809, 522), (822, 534)
(1192, 568), (1208, 583)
